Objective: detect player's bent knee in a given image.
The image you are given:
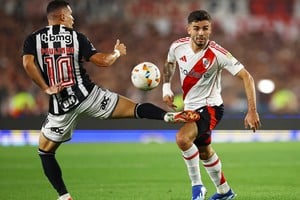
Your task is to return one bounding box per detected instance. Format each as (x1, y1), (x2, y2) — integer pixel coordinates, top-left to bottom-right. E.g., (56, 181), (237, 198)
(176, 133), (193, 149)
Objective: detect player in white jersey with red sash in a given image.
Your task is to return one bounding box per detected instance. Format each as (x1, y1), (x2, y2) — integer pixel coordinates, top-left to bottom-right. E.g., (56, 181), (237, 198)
(162, 10), (261, 200)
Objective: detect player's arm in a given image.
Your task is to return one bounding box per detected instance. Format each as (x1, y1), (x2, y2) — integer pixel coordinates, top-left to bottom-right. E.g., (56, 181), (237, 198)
(162, 61), (177, 110)
(235, 68), (261, 132)
(22, 55), (64, 95)
(89, 39), (126, 67)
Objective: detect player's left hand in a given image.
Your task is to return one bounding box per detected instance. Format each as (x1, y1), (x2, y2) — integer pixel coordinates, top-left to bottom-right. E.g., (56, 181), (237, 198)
(244, 111), (261, 132)
(114, 39), (126, 56)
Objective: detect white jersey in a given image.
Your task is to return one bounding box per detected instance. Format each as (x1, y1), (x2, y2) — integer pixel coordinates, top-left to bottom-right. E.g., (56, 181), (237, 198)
(167, 38), (244, 110)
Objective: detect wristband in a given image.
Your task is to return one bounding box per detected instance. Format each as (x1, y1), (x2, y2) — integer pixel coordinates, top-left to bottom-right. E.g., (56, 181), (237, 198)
(162, 82), (174, 98)
(113, 49), (121, 58)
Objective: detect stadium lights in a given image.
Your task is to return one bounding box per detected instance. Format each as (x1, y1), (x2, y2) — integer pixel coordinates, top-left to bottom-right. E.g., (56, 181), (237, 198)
(257, 79), (275, 94)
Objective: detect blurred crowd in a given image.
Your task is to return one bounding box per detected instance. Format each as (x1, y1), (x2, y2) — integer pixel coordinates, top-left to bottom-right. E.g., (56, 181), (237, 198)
(0, 0), (299, 118)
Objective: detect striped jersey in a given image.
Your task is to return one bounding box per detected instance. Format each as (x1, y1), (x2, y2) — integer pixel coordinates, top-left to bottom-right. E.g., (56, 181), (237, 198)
(23, 25), (96, 115)
(167, 37), (244, 110)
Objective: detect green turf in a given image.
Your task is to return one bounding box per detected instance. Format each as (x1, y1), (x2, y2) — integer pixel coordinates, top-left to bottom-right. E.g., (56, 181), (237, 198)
(0, 142), (299, 200)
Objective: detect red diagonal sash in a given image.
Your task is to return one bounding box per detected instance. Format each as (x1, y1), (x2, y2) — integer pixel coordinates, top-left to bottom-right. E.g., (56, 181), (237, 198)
(182, 48), (215, 99)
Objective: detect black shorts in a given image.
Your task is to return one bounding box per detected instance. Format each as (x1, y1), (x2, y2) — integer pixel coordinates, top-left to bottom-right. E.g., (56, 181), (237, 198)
(193, 104), (224, 147)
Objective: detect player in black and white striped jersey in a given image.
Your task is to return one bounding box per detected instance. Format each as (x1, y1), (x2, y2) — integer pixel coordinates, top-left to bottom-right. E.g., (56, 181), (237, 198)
(22, 1), (199, 200)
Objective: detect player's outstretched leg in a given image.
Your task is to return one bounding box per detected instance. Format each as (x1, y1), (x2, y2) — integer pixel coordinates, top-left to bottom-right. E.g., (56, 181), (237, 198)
(164, 110), (200, 123)
(134, 103), (199, 123)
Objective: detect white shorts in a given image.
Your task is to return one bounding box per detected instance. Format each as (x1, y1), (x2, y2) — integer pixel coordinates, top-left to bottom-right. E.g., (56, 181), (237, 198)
(42, 86), (119, 142)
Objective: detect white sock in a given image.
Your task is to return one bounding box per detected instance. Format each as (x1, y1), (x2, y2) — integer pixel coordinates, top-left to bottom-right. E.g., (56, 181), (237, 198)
(182, 144), (203, 186)
(202, 153), (230, 194)
(58, 193), (72, 200)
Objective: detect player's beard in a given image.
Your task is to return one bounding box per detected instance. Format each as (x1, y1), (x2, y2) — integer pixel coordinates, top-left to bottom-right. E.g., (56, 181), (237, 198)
(193, 36), (208, 49)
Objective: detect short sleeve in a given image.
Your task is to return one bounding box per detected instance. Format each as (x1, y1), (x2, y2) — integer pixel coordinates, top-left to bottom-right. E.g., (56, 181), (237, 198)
(222, 53), (244, 75)
(78, 33), (97, 61)
(167, 42), (177, 63)
(22, 34), (36, 56)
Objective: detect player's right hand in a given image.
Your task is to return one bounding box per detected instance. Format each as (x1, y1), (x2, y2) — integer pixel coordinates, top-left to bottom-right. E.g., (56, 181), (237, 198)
(244, 111), (261, 132)
(163, 95), (177, 110)
(162, 82), (177, 110)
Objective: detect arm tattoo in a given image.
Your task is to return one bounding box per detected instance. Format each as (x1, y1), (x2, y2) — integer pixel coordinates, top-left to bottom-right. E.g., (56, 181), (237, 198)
(163, 61), (176, 83)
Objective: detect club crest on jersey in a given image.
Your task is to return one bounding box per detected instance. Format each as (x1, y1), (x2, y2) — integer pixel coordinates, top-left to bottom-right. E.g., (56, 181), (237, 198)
(41, 33), (72, 45)
(203, 58), (210, 69)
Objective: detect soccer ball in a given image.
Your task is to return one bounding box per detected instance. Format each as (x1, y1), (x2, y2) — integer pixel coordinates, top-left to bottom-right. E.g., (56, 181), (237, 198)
(131, 62), (161, 91)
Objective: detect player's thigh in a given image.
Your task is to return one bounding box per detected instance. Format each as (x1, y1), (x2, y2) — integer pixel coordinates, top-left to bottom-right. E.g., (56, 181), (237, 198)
(42, 111), (78, 143)
(81, 86), (119, 118)
(176, 122), (198, 143)
(111, 95), (137, 118)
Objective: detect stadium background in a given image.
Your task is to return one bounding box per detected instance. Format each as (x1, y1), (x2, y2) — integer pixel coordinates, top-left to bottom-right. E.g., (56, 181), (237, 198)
(0, 0), (300, 145)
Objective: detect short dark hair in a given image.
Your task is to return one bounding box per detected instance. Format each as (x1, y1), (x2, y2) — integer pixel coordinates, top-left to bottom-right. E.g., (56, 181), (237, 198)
(188, 10), (211, 23)
(46, 0), (69, 15)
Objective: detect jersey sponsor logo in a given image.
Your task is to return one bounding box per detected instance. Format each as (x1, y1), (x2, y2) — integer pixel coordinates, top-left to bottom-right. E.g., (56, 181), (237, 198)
(183, 69), (203, 79)
(41, 32), (72, 45)
(183, 69), (211, 80)
(59, 95), (78, 110)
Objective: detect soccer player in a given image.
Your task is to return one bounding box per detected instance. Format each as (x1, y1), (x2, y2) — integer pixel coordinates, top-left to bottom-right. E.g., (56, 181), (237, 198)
(162, 10), (261, 200)
(22, 1), (199, 200)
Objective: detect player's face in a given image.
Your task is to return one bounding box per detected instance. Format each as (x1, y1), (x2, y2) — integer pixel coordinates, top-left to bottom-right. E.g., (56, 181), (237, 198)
(187, 20), (211, 49)
(62, 5), (74, 28)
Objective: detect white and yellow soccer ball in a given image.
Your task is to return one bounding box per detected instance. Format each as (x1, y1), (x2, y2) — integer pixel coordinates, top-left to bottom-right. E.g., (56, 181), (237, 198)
(131, 62), (161, 91)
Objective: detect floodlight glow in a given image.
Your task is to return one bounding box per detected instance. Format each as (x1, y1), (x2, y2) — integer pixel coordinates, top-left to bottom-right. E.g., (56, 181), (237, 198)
(257, 79), (275, 94)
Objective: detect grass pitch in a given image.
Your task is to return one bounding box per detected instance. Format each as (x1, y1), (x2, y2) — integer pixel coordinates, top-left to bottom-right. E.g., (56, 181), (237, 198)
(0, 142), (299, 200)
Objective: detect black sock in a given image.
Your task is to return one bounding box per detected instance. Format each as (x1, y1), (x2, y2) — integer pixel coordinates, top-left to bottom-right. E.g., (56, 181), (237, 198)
(38, 149), (68, 196)
(135, 103), (167, 120)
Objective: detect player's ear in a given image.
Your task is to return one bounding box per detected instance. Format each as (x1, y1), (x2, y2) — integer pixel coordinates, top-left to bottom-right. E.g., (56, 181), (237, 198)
(186, 25), (191, 35)
(60, 13), (66, 21)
